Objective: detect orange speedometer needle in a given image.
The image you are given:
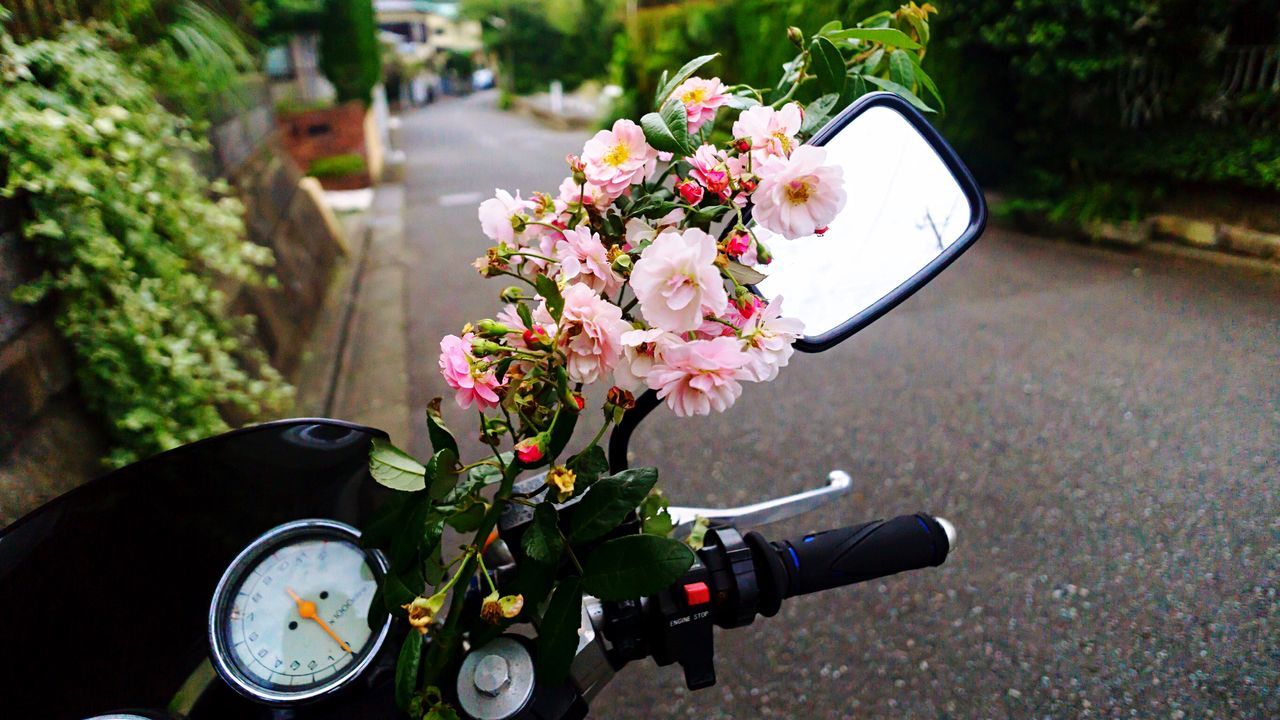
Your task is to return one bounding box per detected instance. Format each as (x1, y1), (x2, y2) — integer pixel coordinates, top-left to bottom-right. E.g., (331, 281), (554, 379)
(286, 587), (353, 654)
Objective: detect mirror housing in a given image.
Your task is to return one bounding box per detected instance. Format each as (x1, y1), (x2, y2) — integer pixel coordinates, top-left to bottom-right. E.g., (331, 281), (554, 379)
(748, 92), (987, 352)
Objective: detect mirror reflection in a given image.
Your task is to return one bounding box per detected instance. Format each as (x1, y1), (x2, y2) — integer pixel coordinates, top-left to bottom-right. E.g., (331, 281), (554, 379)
(754, 105), (971, 338)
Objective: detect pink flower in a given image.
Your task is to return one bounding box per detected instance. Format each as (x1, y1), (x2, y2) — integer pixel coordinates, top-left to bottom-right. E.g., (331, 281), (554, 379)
(752, 145), (846, 239)
(557, 283), (631, 384)
(735, 297), (803, 382)
(478, 189), (531, 246)
(554, 226), (624, 295)
(672, 76), (729, 132)
(630, 228), (729, 333)
(688, 145), (732, 199)
(557, 176), (610, 212)
(647, 336), (750, 416)
(723, 230), (751, 258)
(613, 327), (675, 392)
(582, 119), (658, 199)
(675, 178), (704, 205)
(439, 333), (504, 410)
(732, 103), (803, 159)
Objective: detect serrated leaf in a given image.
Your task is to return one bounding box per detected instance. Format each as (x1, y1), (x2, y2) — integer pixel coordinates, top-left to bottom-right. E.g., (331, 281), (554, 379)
(534, 274), (564, 321)
(655, 53), (720, 106)
(640, 100), (693, 155)
(810, 37), (845, 96)
(827, 27), (921, 50)
(426, 447), (460, 500)
(889, 49), (916, 91)
(424, 397), (458, 457)
(535, 577), (583, 687)
(569, 467), (658, 543)
(862, 74), (935, 113)
(582, 535), (696, 601)
(522, 500), (564, 563)
(369, 438), (426, 491)
(800, 93), (840, 135)
(394, 632), (422, 711)
(725, 260), (767, 286)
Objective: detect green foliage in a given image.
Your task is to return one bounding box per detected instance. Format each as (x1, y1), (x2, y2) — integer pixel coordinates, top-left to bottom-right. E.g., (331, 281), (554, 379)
(0, 25), (291, 466)
(307, 153), (367, 178)
(317, 0), (382, 104)
(462, 0), (620, 94)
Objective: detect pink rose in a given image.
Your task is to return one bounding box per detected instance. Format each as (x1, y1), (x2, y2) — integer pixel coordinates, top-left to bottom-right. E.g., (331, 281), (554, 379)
(439, 332), (504, 410)
(557, 283), (631, 384)
(732, 103), (803, 160)
(723, 230), (751, 258)
(647, 336), (750, 416)
(688, 144), (732, 199)
(735, 297), (803, 382)
(582, 119), (658, 199)
(478, 189), (531, 246)
(672, 76), (730, 132)
(630, 228), (729, 333)
(554, 226), (624, 296)
(752, 145), (846, 239)
(557, 176), (610, 212)
(612, 327), (675, 392)
(675, 178), (705, 205)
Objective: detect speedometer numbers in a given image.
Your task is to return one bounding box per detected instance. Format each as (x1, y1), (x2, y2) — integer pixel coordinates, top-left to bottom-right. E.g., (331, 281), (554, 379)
(209, 520), (391, 705)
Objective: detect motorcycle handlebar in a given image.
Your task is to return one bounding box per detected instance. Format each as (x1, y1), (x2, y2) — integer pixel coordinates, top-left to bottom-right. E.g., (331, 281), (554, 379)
(767, 513), (953, 599)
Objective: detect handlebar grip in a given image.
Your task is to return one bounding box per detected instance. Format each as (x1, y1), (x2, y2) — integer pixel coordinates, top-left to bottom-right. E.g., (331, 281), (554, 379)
(775, 513), (951, 598)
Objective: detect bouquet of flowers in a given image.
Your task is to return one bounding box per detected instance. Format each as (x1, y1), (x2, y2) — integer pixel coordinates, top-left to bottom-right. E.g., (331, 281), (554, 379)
(364, 7), (940, 718)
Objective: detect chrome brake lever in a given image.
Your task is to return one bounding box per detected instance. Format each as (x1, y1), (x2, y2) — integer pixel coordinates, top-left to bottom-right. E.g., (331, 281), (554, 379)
(667, 470), (853, 532)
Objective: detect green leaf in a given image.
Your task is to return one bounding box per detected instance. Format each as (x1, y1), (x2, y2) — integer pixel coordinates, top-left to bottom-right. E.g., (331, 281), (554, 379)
(827, 27), (921, 50)
(653, 69), (669, 107)
(725, 93), (760, 111)
(367, 584), (385, 630)
(567, 445), (609, 491)
(424, 398), (458, 457)
(801, 93), (840, 136)
(547, 406), (579, 461)
(862, 75), (935, 113)
(809, 37), (846, 96)
(901, 51), (944, 111)
(639, 491), (674, 537)
(655, 53), (720, 106)
(446, 501), (486, 532)
(516, 302), (534, 329)
(513, 555), (556, 608)
(725, 260), (768, 286)
(390, 496), (431, 573)
(817, 20), (843, 36)
(362, 491), (412, 550)
(534, 274), (564, 321)
(426, 705), (460, 720)
(582, 535), (696, 601)
(640, 99), (693, 155)
(841, 74), (870, 107)
(889, 50), (916, 92)
(369, 438), (426, 492)
(536, 576), (583, 687)
(394, 632), (422, 711)
(522, 500), (565, 563)
(383, 568), (422, 615)
(426, 447), (460, 500)
(569, 467), (658, 543)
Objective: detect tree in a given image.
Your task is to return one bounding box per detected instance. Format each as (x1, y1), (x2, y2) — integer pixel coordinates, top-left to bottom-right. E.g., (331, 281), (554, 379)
(317, 0), (382, 104)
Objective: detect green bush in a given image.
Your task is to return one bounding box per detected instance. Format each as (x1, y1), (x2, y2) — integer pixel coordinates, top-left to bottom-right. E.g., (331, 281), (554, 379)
(307, 153), (366, 178)
(463, 0), (620, 95)
(0, 25), (291, 466)
(318, 0), (382, 104)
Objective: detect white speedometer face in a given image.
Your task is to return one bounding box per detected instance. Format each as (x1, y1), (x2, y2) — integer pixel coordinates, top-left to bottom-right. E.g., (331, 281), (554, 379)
(209, 520), (390, 705)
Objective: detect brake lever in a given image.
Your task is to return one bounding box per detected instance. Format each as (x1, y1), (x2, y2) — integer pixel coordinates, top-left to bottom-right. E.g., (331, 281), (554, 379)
(667, 470), (852, 532)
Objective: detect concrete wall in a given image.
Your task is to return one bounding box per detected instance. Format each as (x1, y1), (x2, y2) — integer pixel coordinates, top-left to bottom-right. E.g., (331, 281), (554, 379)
(0, 112), (348, 526)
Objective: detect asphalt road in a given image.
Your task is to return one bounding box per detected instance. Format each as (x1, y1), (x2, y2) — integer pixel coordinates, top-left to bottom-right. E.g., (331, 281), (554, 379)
(400, 93), (1279, 718)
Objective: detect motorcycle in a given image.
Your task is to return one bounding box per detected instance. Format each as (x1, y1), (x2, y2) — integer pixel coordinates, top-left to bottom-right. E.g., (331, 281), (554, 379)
(0, 92), (985, 720)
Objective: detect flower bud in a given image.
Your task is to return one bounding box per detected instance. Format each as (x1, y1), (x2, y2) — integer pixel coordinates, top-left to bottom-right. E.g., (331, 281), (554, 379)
(734, 287), (764, 318)
(675, 178), (704, 205)
(814, 225), (829, 236)
(734, 138), (752, 154)
(724, 230), (751, 258)
(470, 337), (507, 356)
(739, 176), (758, 193)
(476, 318), (516, 338)
(522, 325), (550, 349)
(547, 465), (577, 501)
(754, 240), (774, 265)
(500, 286), (525, 303)
(610, 252), (633, 275)
(509, 214), (528, 233)
(787, 26), (804, 47)
(515, 434), (548, 465)
(606, 386), (635, 411)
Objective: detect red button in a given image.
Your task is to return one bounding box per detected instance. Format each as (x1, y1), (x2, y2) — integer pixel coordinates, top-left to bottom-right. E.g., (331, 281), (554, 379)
(683, 581), (710, 606)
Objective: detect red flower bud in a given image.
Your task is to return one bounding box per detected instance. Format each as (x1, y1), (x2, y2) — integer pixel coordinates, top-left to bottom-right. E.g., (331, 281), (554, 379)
(515, 435), (546, 464)
(573, 394), (585, 411)
(522, 325), (549, 349)
(724, 231), (751, 258)
(815, 225), (829, 236)
(676, 178), (704, 205)
(734, 138), (751, 153)
(739, 177), (758, 193)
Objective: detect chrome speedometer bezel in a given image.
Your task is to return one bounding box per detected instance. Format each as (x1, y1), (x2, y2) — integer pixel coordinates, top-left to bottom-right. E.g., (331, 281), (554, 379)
(208, 519), (391, 706)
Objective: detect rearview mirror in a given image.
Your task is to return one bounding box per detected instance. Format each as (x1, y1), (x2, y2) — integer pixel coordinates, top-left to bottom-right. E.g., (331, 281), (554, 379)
(751, 92), (986, 351)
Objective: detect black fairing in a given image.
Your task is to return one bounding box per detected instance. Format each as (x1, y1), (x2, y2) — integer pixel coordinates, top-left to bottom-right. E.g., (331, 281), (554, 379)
(0, 419), (386, 719)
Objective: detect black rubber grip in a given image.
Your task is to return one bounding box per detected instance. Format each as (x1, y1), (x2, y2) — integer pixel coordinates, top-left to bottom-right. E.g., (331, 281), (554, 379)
(775, 513), (950, 598)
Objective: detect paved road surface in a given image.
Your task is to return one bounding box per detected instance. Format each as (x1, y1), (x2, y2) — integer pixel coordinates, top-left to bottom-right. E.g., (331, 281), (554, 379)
(400, 93), (1279, 718)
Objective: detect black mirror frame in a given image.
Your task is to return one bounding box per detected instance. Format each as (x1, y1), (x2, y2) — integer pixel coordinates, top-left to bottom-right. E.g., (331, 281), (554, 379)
(746, 91), (987, 353)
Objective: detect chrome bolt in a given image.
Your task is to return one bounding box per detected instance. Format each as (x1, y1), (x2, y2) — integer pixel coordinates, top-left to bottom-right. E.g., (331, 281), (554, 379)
(473, 654), (510, 697)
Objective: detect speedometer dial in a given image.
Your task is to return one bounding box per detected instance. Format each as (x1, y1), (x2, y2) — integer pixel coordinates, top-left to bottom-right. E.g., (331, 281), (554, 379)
(209, 519), (390, 705)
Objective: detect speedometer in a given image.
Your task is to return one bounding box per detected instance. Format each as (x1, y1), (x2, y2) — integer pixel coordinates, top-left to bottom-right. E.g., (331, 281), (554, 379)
(208, 519), (391, 705)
